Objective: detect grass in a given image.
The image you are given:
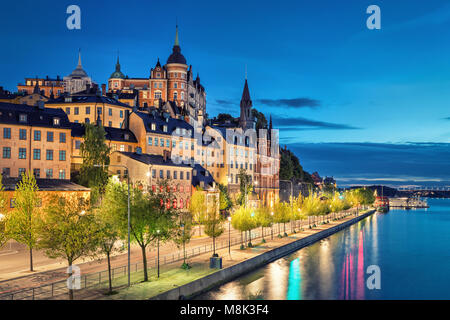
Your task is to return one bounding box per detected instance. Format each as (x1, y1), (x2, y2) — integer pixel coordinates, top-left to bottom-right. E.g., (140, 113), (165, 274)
(100, 262), (216, 300)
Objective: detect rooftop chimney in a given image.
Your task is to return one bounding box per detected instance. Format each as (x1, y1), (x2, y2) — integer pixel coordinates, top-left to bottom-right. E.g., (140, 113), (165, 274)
(101, 84), (106, 96)
(163, 150), (170, 162)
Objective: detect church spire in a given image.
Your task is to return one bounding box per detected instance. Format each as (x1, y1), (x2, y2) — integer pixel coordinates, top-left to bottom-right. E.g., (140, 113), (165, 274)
(77, 48), (82, 67)
(239, 78), (254, 130)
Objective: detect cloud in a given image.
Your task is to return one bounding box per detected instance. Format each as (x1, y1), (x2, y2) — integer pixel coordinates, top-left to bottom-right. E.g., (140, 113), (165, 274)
(272, 115), (360, 130)
(214, 99), (236, 106)
(256, 98), (320, 108)
(444, 117), (450, 120)
(287, 142), (450, 187)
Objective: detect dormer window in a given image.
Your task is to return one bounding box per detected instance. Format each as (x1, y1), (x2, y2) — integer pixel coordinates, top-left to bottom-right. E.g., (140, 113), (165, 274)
(65, 97), (72, 102)
(151, 123), (156, 131)
(124, 134), (129, 140)
(53, 117), (60, 126)
(163, 125), (167, 133)
(19, 114), (27, 123)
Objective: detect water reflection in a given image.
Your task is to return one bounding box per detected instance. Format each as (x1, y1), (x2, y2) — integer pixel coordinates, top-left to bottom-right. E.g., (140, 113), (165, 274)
(197, 199), (450, 300)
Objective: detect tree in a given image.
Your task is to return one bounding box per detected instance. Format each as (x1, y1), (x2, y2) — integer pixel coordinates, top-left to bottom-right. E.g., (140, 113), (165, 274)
(251, 109), (268, 131)
(231, 207), (258, 247)
(127, 180), (178, 282)
(0, 174), (8, 249)
(273, 201), (290, 237)
(218, 183), (232, 212)
(95, 181), (126, 294)
(7, 172), (40, 271)
(189, 187), (206, 236)
(237, 169), (252, 207)
(173, 210), (193, 269)
(38, 195), (98, 300)
(203, 195), (224, 256)
(255, 206), (272, 242)
(79, 123), (111, 205)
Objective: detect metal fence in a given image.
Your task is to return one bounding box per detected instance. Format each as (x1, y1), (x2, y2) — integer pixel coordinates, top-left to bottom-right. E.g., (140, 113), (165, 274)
(0, 209), (358, 300)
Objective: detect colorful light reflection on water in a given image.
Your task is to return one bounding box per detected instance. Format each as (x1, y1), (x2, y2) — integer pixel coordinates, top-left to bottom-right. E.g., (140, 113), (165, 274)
(197, 199), (450, 300)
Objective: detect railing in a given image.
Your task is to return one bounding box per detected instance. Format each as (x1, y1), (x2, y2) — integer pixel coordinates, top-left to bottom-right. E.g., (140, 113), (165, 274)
(0, 208), (359, 300)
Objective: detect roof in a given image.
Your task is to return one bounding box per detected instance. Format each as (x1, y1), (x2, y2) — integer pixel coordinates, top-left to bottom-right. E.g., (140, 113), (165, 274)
(118, 152), (191, 168)
(134, 110), (194, 136)
(191, 164), (215, 188)
(167, 26), (187, 65)
(71, 123), (138, 143)
(46, 94), (132, 108)
(0, 102), (71, 129)
(67, 52), (89, 79)
(2, 178), (90, 192)
(110, 56), (126, 79)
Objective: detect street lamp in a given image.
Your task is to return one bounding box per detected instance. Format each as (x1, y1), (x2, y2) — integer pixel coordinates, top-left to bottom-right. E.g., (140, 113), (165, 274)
(95, 163), (131, 287)
(227, 216), (231, 256)
(157, 229), (160, 278)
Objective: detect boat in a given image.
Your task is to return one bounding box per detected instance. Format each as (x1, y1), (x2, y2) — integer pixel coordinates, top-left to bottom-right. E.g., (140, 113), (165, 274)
(374, 186), (389, 213)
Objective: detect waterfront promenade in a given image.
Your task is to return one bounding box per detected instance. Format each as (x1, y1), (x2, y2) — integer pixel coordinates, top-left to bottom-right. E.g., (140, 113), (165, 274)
(0, 208), (371, 300)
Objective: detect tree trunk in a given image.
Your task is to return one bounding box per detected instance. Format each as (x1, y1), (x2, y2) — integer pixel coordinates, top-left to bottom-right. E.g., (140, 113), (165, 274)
(261, 226), (264, 241)
(107, 252), (112, 294)
(141, 245), (148, 282)
(183, 241), (186, 264)
(68, 262), (73, 300)
(29, 247), (33, 272)
(213, 236), (216, 256)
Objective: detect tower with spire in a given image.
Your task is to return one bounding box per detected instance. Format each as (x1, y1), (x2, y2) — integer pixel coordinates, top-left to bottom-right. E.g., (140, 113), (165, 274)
(63, 49), (94, 94)
(239, 78), (255, 130)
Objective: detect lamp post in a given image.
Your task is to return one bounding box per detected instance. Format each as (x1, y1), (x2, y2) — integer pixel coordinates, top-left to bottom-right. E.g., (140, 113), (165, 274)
(280, 179), (293, 233)
(227, 216), (231, 256)
(157, 229), (160, 278)
(94, 163), (131, 287)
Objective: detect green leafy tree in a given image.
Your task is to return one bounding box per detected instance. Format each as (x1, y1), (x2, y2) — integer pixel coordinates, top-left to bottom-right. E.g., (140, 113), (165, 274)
(251, 109), (268, 131)
(38, 195), (98, 300)
(218, 183), (232, 212)
(173, 210), (193, 269)
(0, 174), (8, 249)
(189, 187), (206, 236)
(273, 201), (290, 236)
(237, 169), (252, 207)
(7, 172), (40, 271)
(204, 195), (224, 256)
(95, 182), (126, 294)
(255, 206), (272, 242)
(79, 123), (111, 205)
(231, 207), (258, 247)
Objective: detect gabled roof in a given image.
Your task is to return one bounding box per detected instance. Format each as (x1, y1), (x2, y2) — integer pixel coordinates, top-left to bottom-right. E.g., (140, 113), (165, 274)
(118, 152), (191, 168)
(0, 102), (71, 129)
(70, 122), (137, 143)
(191, 164), (215, 188)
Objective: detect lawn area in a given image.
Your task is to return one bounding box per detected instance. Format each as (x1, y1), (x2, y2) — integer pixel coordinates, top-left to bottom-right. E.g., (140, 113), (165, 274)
(101, 262), (216, 300)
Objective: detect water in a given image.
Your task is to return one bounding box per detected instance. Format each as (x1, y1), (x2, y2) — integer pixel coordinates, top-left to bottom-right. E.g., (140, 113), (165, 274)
(197, 199), (450, 300)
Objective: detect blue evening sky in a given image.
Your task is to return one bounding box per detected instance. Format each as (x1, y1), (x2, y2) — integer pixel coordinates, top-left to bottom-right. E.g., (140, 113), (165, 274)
(0, 0), (449, 186)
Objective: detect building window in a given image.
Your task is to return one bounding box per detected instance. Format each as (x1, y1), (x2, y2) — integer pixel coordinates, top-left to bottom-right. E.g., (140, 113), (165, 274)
(46, 150), (53, 160)
(172, 140), (176, 148)
(18, 148), (26, 159)
(174, 171), (177, 179)
(151, 123), (156, 131)
(181, 92), (184, 100)
(163, 125), (167, 133)
(19, 129), (27, 140)
(85, 118), (90, 124)
(2, 147), (11, 159)
(174, 83), (178, 89)
(53, 118), (60, 126)
(33, 168), (40, 178)
(59, 133), (66, 143)
(160, 138), (164, 147)
(18, 168), (26, 176)
(120, 110), (123, 118)
(120, 145), (125, 152)
(86, 107), (90, 114)
(47, 132), (53, 142)
(66, 107), (70, 115)
(166, 139), (170, 147)
(159, 170), (163, 179)
(167, 170), (171, 179)
(108, 108), (112, 116)
(19, 114), (27, 123)
(173, 92), (178, 100)
(34, 130), (41, 141)
(59, 150), (66, 161)
(3, 128), (11, 139)
(180, 171), (184, 180)
(59, 170), (66, 179)
(186, 172), (190, 180)
(74, 107), (79, 115)
(97, 107), (102, 115)
(152, 169), (156, 179)
(154, 137), (158, 146)
(33, 149), (41, 160)
(46, 169), (53, 178)
(75, 140), (81, 149)
(148, 137), (153, 146)
(108, 121), (112, 127)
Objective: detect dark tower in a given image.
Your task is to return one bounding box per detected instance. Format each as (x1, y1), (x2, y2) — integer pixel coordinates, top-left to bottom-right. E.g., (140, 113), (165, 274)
(239, 79), (255, 130)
